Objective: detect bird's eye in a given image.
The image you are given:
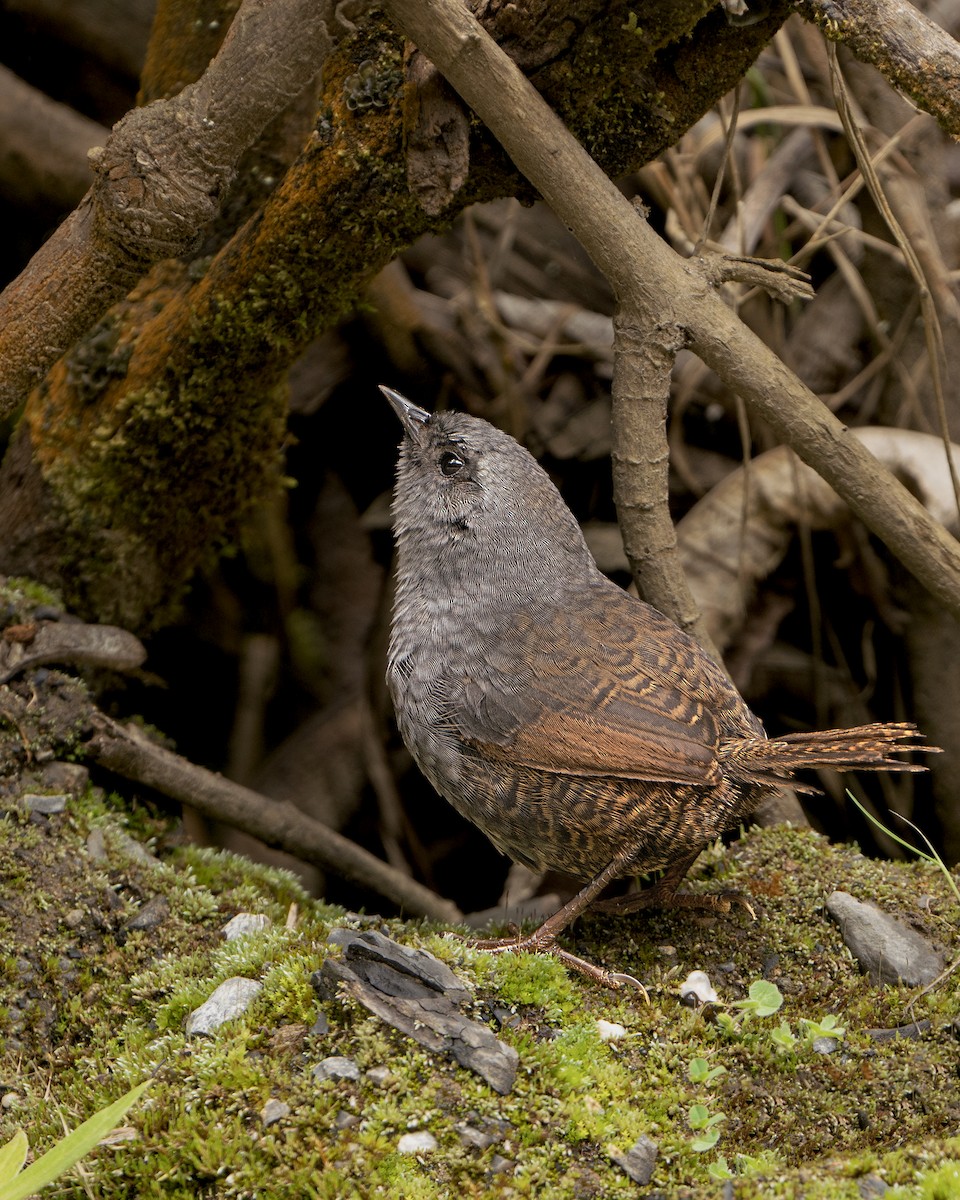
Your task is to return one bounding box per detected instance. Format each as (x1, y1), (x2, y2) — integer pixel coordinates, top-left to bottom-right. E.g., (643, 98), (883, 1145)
(438, 449), (465, 477)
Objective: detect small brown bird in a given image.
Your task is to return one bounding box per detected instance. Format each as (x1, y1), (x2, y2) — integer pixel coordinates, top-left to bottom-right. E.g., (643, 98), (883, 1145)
(383, 386), (931, 986)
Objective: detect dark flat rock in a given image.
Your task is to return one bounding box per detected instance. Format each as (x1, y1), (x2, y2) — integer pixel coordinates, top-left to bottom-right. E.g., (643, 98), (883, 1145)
(314, 930), (518, 1094)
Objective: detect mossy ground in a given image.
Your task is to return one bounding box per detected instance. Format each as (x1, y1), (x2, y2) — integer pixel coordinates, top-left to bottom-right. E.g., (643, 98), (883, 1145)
(1, 788), (957, 1198)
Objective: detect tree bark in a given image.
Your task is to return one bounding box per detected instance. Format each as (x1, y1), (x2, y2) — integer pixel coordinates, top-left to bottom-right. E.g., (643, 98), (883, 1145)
(0, 0), (791, 627)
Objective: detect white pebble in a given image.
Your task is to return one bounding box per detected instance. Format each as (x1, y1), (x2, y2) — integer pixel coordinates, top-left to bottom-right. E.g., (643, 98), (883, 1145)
(596, 1019), (627, 1042)
(398, 1131), (437, 1154)
(679, 970), (718, 1005)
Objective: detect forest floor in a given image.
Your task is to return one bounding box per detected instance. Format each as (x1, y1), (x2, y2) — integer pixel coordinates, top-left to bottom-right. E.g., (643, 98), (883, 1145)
(1, 764), (958, 1198)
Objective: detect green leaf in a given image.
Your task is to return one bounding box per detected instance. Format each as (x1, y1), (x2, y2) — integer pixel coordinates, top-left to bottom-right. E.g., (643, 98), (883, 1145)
(707, 1156), (734, 1180)
(799, 1014), (846, 1042)
(0, 1131), (28, 1187)
(0, 1080), (151, 1200)
(735, 979), (783, 1018)
(688, 1104), (711, 1130)
(769, 1020), (798, 1050)
(688, 1058), (708, 1082)
(691, 1125), (723, 1152)
(688, 1057), (726, 1085)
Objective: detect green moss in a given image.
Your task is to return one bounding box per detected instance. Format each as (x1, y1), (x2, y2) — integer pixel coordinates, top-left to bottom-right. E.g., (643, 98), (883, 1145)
(1, 804), (957, 1197)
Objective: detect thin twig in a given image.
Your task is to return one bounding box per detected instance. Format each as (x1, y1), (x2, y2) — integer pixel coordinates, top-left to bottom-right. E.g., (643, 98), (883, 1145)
(85, 709), (463, 924)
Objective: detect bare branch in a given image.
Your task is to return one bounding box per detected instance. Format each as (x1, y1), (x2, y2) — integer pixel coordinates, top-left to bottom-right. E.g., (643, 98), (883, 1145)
(382, 0), (960, 624)
(85, 709), (464, 924)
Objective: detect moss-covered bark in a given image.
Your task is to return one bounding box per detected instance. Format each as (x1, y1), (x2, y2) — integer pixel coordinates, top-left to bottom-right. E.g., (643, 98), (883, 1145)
(0, 0), (791, 630)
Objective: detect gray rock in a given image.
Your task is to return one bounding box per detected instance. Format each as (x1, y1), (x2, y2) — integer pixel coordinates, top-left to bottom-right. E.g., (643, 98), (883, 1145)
(865, 1020), (932, 1042)
(125, 895), (170, 931)
(222, 913), (271, 940)
(858, 1174), (890, 1198)
(397, 1131), (437, 1154)
(260, 1099), (290, 1127)
(812, 1037), (838, 1055)
(22, 793), (68, 814)
(456, 1123), (497, 1151)
(826, 891), (944, 986)
(488, 1154), (515, 1176)
(86, 828), (107, 861)
(185, 977), (263, 1036)
(312, 1056), (360, 1083)
(308, 1012), (330, 1037)
(39, 762), (90, 794)
(609, 1134), (659, 1185)
(365, 1066), (393, 1086)
(111, 829), (158, 864)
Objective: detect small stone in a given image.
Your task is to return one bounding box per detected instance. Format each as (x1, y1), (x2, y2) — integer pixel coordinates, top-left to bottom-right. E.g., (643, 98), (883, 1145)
(21, 793), (68, 814)
(260, 1099), (290, 1127)
(39, 762), (89, 794)
(125, 895), (170, 931)
(111, 829), (157, 864)
(64, 908), (85, 929)
(365, 1066), (393, 1086)
(865, 1020), (932, 1042)
(488, 1154), (514, 1176)
(312, 1056), (360, 1083)
(679, 970), (718, 1005)
(1, 1093), (20, 1110)
(456, 1123), (495, 1151)
(609, 1133), (659, 1185)
(397, 1131), (437, 1154)
(334, 1110), (359, 1130)
(308, 1012), (330, 1037)
(269, 1024), (308, 1054)
(826, 891), (944, 986)
(86, 828), (107, 861)
(222, 913), (271, 940)
(185, 977), (263, 1036)
(812, 1037), (838, 1055)
(596, 1019), (627, 1042)
(858, 1174), (890, 1198)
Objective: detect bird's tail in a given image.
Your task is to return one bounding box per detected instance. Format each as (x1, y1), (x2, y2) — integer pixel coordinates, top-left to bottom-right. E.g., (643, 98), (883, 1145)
(721, 722), (936, 790)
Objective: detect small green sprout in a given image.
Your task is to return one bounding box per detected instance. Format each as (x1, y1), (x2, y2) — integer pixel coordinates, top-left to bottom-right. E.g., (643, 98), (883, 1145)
(731, 979), (784, 1019)
(688, 1057), (727, 1086)
(769, 1020), (799, 1052)
(0, 1080), (150, 1200)
(688, 1105), (726, 1152)
(799, 1013), (846, 1043)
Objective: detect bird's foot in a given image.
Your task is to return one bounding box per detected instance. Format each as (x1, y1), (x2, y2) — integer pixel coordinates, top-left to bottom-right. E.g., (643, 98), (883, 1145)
(594, 887), (756, 919)
(452, 930), (649, 996)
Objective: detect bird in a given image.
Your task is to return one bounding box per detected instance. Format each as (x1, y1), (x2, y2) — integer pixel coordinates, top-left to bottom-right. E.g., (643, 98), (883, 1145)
(381, 385), (932, 987)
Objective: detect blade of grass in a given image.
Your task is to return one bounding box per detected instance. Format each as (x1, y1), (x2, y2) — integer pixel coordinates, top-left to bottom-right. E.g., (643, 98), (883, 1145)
(0, 1080), (151, 1200)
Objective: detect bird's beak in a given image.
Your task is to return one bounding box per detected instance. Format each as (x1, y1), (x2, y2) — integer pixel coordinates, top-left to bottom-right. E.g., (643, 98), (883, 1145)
(380, 385), (431, 446)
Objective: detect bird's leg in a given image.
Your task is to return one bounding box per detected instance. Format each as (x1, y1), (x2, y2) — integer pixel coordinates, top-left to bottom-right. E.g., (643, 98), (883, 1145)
(465, 846), (650, 992)
(593, 848), (754, 917)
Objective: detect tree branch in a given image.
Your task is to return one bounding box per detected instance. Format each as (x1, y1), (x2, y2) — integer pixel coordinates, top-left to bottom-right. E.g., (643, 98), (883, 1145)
(381, 0), (960, 625)
(795, 0), (960, 139)
(85, 710), (463, 924)
(0, 0), (344, 415)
